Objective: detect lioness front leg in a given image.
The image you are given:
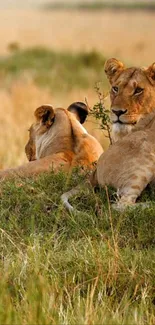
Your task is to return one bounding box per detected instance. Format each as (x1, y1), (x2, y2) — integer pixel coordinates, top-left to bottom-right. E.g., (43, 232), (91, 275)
(113, 171), (154, 211)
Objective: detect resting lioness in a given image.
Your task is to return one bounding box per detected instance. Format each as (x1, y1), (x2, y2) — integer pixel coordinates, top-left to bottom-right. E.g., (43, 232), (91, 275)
(61, 59), (155, 211)
(0, 102), (103, 180)
(62, 111), (155, 211)
(104, 58), (155, 142)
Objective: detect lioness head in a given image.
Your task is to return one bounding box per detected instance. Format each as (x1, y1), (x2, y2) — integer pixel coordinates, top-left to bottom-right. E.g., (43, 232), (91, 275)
(104, 58), (155, 142)
(25, 102), (89, 161)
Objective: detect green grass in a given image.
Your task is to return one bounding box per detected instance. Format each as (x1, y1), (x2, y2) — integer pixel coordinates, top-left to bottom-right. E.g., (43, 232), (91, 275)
(0, 168), (154, 324)
(0, 47), (107, 92)
(44, 1), (155, 11)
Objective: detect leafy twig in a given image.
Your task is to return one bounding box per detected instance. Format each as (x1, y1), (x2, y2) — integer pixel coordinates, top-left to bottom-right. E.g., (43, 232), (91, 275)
(89, 82), (112, 145)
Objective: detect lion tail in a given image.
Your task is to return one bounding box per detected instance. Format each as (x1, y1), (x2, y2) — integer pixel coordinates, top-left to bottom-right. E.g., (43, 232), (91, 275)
(61, 185), (81, 213)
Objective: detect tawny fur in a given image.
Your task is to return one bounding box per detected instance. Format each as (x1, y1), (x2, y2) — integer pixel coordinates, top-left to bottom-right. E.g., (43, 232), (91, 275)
(0, 103), (103, 180)
(104, 58), (155, 142)
(90, 112), (155, 208)
(62, 112), (155, 211)
(62, 60), (155, 211)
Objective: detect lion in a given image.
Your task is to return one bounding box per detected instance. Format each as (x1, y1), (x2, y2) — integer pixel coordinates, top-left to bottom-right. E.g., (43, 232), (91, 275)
(0, 102), (103, 180)
(104, 58), (155, 142)
(61, 111), (155, 211)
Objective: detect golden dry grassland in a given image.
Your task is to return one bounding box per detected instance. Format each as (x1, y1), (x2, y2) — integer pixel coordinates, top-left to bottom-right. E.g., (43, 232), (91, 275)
(0, 9), (154, 63)
(0, 8), (155, 168)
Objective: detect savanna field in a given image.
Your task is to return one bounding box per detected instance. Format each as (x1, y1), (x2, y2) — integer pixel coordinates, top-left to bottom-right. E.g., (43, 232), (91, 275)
(0, 2), (154, 324)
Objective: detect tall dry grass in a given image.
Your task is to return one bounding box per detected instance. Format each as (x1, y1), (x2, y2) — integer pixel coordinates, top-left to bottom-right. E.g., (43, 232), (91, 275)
(0, 9), (154, 65)
(0, 78), (52, 168)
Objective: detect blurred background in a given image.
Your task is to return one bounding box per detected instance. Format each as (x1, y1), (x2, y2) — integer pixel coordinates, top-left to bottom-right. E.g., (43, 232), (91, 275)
(0, 0), (155, 168)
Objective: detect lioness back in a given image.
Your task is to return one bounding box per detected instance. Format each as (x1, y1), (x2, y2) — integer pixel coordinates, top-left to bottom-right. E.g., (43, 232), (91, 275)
(0, 102), (103, 181)
(25, 103), (103, 169)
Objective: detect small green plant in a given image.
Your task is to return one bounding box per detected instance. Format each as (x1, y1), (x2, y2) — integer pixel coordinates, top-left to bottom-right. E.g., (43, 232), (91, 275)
(89, 82), (112, 144)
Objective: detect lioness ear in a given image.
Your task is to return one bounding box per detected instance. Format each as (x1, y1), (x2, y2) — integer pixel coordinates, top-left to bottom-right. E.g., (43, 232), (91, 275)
(104, 58), (125, 84)
(145, 62), (155, 83)
(67, 102), (88, 124)
(34, 105), (55, 128)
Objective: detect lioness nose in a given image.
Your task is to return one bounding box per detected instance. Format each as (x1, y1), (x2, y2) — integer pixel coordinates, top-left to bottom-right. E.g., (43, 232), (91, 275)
(112, 109), (127, 117)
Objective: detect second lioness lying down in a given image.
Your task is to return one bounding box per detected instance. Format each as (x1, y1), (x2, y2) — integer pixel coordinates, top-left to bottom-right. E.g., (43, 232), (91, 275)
(0, 102), (103, 180)
(61, 111), (155, 211)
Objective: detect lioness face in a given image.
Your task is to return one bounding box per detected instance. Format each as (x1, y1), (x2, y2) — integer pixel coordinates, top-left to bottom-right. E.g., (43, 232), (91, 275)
(25, 102), (88, 161)
(105, 58), (155, 141)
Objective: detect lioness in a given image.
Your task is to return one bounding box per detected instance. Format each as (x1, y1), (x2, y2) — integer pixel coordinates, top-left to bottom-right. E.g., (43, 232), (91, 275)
(0, 102), (103, 180)
(62, 111), (155, 211)
(61, 59), (155, 211)
(105, 58), (155, 142)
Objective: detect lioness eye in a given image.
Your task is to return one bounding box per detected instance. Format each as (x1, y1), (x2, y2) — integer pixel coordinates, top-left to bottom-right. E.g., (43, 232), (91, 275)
(134, 87), (143, 95)
(112, 86), (118, 93)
